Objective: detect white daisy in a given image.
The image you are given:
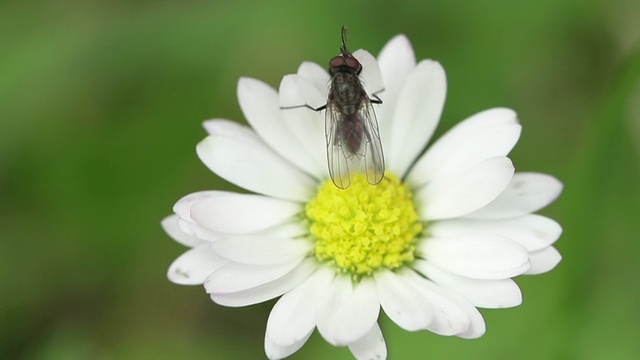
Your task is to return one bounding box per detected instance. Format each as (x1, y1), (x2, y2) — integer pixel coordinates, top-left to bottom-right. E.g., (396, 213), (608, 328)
(162, 34), (563, 359)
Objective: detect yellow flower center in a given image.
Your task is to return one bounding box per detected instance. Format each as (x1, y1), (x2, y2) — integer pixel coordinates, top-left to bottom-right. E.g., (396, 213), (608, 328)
(305, 173), (423, 277)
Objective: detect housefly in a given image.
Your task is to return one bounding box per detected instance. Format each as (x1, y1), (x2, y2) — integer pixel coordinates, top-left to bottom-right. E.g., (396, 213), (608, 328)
(288, 27), (385, 189)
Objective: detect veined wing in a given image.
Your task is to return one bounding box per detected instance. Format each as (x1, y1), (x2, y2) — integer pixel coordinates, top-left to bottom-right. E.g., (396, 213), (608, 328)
(325, 99), (385, 189)
(325, 102), (357, 189)
(358, 99), (385, 185)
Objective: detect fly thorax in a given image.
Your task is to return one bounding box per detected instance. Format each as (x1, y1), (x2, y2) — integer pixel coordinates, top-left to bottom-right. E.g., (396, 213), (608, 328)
(332, 73), (362, 114)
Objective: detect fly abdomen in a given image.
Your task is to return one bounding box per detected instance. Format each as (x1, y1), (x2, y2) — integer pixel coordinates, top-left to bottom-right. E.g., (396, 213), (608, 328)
(340, 117), (364, 155)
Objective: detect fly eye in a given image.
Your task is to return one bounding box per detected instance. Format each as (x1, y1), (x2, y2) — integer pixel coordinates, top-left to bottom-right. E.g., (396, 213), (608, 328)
(329, 56), (345, 69)
(344, 56), (361, 71)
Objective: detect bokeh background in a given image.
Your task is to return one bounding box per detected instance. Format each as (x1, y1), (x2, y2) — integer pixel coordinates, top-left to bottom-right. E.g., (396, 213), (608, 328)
(2, 0), (639, 359)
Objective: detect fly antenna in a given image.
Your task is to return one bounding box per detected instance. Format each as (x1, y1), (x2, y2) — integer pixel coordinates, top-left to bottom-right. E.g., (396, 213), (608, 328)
(340, 26), (349, 56)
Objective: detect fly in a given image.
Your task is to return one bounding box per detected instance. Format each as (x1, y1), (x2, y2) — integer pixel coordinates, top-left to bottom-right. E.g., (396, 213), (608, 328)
(286, 27), (385, 189)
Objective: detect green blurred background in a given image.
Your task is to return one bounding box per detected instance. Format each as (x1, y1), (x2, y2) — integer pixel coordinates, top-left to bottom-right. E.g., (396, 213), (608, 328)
(1, 0), (639, 359)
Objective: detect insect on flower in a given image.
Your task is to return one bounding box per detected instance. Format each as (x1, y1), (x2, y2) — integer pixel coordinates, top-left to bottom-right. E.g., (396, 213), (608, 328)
(284, 27), (385, 189)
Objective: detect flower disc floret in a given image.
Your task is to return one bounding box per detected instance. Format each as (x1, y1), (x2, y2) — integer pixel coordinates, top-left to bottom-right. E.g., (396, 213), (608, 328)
(305, 173), (423, 276)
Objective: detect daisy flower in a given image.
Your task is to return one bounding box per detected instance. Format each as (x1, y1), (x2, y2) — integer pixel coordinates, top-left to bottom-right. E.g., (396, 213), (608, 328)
(162, 34), (563, 359)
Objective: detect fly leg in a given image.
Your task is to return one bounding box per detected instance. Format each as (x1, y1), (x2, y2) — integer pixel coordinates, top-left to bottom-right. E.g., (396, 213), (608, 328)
(280, 104), (327, 112)
(369, 93), (383, 105)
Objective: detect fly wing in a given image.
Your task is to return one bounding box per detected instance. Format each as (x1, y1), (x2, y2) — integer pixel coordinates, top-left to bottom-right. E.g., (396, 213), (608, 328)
(358, 99), (385, 185)
(325, 102), (356, 189)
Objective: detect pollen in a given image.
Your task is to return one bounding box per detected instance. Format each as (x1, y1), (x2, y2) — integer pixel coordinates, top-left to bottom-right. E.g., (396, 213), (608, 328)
(305, 173), (423, 276)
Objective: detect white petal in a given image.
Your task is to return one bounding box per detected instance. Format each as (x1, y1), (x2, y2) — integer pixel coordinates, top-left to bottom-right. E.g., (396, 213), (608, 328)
(177, 218), (228, 242)
(278, 75), (327, 175)
(434, 287), (486, 339)
(209, 258), (317, 307)
(236, 78), (322, 178)
(200, 117), (257, 137)
(386, 60), (446, 176)
(377, 34), (416, 87)
(403, 270), (486, 338)
(203, 118), (241, 135)
(456, 310), (486, 339)
(205, 258), (303, 293)
(347, 323), (387, 360)
(417, 157), (515, 220)
(465, 172), (563, 219)
(267, 267), (334, 346)
(317, 276), (380, 346)
(374, 270), (433, 331)
(408, 108), (521, 187)
(242, 222), (308, 239)
(525, 247), (562, 275)
(353, 49), (385, 95)
(197, 121), (316, 201)
(167, 244), (228, 285)
(429, 214), (562, 252)
(414, 260), (522, 309)
(173, 191), (221, 222)
(376, 35), (417, 148)
(180, 216), (305, 243)
(297, 61), (330, 94)
(161, 214), (206, 247)
(190, 192), (301, 234)
(212, 235), (312, 265)
(279, 74), (326, 110)
(265, 330), (313, 360)
(400, 270), (471, 336)
(419, 235), (530, 279)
